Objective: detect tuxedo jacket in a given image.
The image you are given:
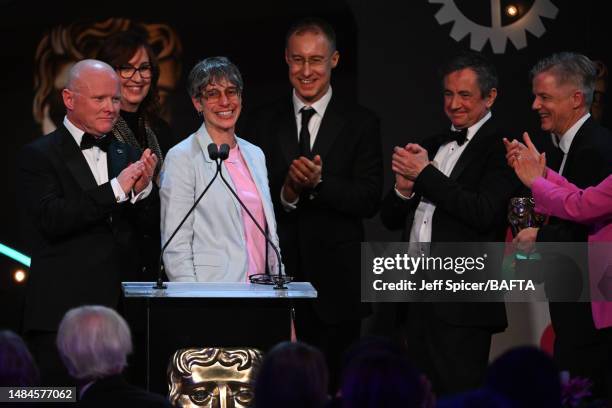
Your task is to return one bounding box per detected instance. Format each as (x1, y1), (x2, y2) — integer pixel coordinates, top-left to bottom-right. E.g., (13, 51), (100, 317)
(246, 94), (383, 323)
(380, 117), (521, 329)
(535, 117), (612, 342)
(538, 117), (612, 243)
(18, 125), (158, 332)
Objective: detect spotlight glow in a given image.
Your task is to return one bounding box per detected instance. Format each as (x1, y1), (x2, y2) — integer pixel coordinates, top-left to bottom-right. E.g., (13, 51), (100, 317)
(14, 269), (27, 283)
(506, 5), (519, 17)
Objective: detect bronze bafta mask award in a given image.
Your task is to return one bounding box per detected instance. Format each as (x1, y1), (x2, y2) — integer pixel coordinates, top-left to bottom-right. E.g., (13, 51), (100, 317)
(508, 197), (545, 237)
(168, 347), (262, 407)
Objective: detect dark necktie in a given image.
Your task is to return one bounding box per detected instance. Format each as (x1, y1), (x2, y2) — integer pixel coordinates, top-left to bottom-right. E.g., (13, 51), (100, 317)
(541, 136), (563, 172)
(441, 128), (468, 146)
(80, 133), (111, 152)
(299, 107), (316, 157)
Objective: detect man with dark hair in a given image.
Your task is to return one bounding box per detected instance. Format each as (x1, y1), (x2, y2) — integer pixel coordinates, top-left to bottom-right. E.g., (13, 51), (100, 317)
(510, 52), (612, 398)
(380, 51), (520, 394)
(18, 59), (158, 385)
(246, 17), (383, 388)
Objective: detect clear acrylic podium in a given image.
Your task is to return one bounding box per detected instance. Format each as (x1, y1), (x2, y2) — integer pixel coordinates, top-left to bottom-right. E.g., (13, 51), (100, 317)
(121, 282), (317, 393)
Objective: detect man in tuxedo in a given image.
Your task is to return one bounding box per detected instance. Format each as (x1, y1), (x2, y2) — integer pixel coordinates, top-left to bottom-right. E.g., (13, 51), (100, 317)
(380, 52), (520, 395)
(18, 59), (158, 385)
(246, 18), (382, 387)
(511, 52), (612, 397)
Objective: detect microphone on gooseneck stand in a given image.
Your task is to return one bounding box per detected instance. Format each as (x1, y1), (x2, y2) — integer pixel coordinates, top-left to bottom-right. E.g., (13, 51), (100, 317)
(216, 143), (290, 290)
(153, 143), (223, 290)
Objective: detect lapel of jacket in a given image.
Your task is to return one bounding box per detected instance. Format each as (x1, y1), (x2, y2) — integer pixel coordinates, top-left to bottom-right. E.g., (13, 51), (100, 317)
(311, 95), (344, 161)
(422, 136), (444, 161)
(107, 138), (130, 179)
(58, 125), (99, 191)
(564, 116), (594, 176)
(448, 117), (496, 181)
(279, 100), (299, 165)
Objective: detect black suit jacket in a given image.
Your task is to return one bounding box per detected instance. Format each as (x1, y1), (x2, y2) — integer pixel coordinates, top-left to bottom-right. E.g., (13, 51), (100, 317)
(79, 375), (171, 408)
(536, 117), (612, 341)
(245, 94), (383, 323)
(380, 117), (521, 329)
(18, 125), (158, 332)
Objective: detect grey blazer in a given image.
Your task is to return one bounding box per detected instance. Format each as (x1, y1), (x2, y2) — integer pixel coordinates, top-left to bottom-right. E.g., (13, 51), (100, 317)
(160, 123), (282, 282)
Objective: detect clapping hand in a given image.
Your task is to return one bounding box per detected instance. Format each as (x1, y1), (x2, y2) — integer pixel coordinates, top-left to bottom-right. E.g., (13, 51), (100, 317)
(503, 133), (546, 188)
(282, 155), (323, 202)
(133, 149), (158, 194)
(117, 161), (144, 194)
(391, 143), (430, 181)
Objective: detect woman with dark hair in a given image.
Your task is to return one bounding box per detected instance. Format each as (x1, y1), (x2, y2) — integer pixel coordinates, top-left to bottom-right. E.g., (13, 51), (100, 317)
(254, 341), (328, 408)
(97, 28), (178, 180)
(97, 29), (178, 281)
(0, 330), (39, 386)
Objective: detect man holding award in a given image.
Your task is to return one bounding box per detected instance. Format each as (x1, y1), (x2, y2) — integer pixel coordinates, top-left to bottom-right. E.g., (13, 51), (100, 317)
(506, 52), (612, 399)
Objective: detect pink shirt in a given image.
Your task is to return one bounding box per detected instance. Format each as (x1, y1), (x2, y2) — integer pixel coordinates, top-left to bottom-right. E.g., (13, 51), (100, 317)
(225, 145), (267, 279)
(533, 170), (612, 329)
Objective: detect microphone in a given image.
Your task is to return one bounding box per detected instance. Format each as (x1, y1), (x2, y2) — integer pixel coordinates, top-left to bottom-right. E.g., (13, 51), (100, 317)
(208, 143), (220, 160)
(216, 143), (290, 290)
(154, 143), (222, 289)
(218, 143), (230, 160)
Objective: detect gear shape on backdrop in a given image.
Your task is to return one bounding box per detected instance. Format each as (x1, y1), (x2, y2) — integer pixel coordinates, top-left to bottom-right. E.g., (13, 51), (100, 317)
(429, 0), (558, 54)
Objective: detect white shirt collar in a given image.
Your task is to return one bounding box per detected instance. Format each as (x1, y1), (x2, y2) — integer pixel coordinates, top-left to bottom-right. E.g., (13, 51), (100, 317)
(63, 116), (86, 147)
(450, 111), (492, 142)
(292, 86), (333, 117)
(551, 113), (590, 154)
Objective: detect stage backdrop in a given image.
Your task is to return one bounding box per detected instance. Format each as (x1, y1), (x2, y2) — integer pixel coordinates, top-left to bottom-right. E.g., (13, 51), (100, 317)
(1, 0), (609, 358)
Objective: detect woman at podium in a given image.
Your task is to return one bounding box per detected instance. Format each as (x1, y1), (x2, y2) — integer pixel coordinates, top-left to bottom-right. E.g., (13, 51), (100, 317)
(160, 57), (282, 282)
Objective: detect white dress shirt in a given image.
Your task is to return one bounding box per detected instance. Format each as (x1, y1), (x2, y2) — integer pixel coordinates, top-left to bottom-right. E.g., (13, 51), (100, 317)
(280, 86), (333, 210)
(64, 117), (151, 202)
(551, 112), (590, 175)
(292, 86), (333, 148)
(406, 111), (492, 244)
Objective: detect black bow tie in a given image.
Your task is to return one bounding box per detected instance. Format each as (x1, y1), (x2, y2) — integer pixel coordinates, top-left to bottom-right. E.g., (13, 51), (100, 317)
(442, 128), (468, 146)
(80, 133), (111, 152)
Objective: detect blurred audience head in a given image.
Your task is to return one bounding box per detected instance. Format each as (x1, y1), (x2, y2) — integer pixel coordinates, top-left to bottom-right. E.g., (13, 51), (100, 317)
(56, 305), (132, 382)
(485, 346), (561, 408)
(0, 330), (39, 386)
(437, 388), (513, 408)
(341, 342), (425, 408)
(341, 336), (405, 370)
(254, 341), (328, 408)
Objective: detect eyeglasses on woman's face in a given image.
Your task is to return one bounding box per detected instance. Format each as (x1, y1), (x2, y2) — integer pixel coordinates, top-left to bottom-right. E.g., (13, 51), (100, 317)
(116, 64), (153, 80)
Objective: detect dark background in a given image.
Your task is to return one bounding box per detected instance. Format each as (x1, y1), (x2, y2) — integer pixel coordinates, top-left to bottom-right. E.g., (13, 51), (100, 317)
(1, 0), (610, 332)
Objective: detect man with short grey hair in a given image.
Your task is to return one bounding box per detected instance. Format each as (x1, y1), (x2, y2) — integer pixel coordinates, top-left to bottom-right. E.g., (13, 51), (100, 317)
(511, 52), (612, 398)
(57, 305), (170, 406)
